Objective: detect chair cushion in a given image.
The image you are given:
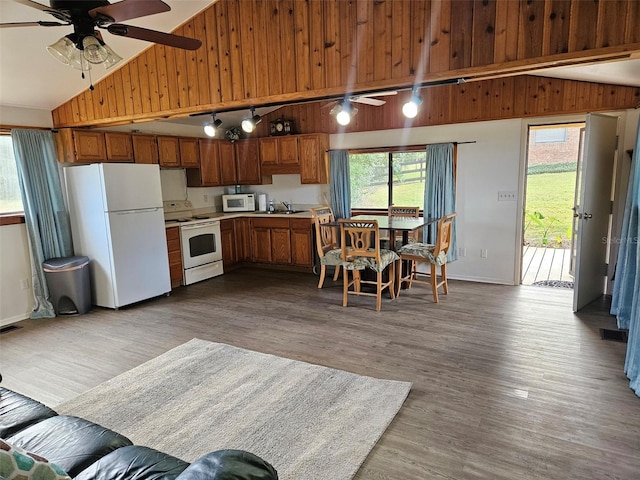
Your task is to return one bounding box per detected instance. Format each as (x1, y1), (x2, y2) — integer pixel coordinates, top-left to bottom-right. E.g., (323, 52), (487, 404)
(320, 248), (343, 266)
(74, 445), (189, 480)
(398, 243), (448, 265)
(0, 438), (71, 480)
(0, 387), (58, 438)
(7, 415), (133, 477)
(343, 249), (399, 272)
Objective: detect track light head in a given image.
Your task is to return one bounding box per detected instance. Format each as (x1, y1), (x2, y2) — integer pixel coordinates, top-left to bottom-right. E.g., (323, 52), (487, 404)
(203, 113), (222, 137)
(402, 91), (423, 119)
(241, 107), (262, 133)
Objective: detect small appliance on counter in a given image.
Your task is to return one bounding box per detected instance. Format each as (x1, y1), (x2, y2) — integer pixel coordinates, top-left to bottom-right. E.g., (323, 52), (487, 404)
(222, 193), (255, 212)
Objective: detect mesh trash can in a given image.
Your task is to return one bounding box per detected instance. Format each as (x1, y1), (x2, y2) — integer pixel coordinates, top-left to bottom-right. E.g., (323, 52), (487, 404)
(42, 256), (91, 315)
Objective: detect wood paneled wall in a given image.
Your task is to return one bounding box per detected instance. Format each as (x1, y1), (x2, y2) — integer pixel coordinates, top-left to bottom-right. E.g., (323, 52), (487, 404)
(52, 0), (640, 128)
(252, 75), (640, 135)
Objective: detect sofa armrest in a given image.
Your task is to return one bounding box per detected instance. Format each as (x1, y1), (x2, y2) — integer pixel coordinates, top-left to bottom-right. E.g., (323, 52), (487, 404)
(175, 450), (278, 480)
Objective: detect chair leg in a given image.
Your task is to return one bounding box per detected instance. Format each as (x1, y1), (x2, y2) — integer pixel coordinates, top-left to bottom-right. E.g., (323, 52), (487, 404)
(430, 263), (439, 303)
(389, 261), (396, 299)
(332, 265), (340, 281)
(376, 271), (382, 311)
(318, 264), (326, 288)
(441, 263), (448, 295)
(342, 269), (349, 307)
(354, 271), (361, 292)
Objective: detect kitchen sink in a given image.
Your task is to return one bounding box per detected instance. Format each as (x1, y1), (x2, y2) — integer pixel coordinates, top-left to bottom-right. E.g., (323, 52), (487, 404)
(260, 210), (305, 215)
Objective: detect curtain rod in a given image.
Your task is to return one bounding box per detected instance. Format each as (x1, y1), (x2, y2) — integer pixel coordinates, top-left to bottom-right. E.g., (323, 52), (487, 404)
(327, 141), (476, 152)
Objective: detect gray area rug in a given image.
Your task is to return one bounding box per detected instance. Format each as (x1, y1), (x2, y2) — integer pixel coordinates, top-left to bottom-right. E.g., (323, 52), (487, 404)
(56, 338), (412, 480)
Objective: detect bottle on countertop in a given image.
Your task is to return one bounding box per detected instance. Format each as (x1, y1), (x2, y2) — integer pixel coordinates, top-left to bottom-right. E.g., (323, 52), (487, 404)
(268, 199), (275, 213)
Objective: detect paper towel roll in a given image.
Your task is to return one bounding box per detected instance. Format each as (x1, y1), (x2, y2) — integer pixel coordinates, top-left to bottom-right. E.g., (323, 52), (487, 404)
(258, 193), (267, 212)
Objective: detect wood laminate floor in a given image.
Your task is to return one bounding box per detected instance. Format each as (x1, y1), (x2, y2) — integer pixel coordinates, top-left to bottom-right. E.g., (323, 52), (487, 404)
(1, 268), (638, 479)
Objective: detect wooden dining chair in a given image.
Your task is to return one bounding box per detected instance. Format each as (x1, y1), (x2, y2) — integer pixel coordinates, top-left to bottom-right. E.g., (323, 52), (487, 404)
(396, 212), (456, 303)
(310, 206), (342, 288)
(385, 205), (421, 248)
(339, 219), (399, 311)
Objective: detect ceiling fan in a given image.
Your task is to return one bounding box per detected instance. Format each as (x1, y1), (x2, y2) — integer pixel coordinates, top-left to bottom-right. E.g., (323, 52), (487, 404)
(1, 0), (201, 72)
(323, 91), (397, 125)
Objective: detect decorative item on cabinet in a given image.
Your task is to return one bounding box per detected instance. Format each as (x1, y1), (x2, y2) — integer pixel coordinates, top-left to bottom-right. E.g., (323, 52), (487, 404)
(269, 118), (295, 136)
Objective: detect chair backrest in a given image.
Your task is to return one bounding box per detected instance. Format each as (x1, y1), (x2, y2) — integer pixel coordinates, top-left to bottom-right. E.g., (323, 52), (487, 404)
(388, 205), (420, 218)
(339, 219), (381, 264)
(310, 206), (337, 258)
(389, 205), (421, 240)
(433, 212), (457, 256)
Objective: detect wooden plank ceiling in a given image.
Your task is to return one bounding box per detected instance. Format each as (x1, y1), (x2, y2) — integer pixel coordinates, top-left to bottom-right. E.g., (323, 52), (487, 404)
(52, 0), (640, 129)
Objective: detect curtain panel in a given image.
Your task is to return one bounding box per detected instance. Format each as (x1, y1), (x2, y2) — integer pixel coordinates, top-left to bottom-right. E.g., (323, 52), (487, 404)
(611, 120), (640, 396)
(329, 150), (351, 220)
(12, 129), (73, 318)
(424, 143), (457, 261)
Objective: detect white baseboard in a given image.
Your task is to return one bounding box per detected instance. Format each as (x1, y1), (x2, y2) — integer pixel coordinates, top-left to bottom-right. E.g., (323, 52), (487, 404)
(1, 312), (29, 327)
(446, 274), (516, 286)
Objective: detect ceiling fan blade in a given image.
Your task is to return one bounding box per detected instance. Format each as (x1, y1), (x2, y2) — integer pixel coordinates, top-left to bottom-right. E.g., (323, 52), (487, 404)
(107, 23), (202, 50)
(359, 90), (398, 98)
(352, 97), (386, 106)
(13, 0), (56, 13)
(90, 0), (171, 24)
(0, 20), (68, 28)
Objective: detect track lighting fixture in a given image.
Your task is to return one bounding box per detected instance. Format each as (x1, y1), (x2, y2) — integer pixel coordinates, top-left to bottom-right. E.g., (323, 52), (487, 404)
(203, 113), (223, 137)
(331, 101), (358, 126)
(241, 107), (262, 133)
(402, 89), (423, 119)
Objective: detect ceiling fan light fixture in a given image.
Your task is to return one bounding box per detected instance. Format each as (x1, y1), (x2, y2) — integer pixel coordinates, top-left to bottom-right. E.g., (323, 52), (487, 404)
(82, 35), (108, 64)
(402, 92), (423, 119)
(241, 108), (262, 133)
(334, 102), (357, 126)
(204, 114), (223, 137)
(102, 44), (123, 69)
(46, 36), (75, 65)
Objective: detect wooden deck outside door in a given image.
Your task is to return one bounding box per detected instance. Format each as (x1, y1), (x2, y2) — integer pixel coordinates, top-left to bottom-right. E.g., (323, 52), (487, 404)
(572, 114), (618, 312)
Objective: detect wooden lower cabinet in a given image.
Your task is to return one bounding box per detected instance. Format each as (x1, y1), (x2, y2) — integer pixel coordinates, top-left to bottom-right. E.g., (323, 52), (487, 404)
(220, 219), (238, 268)
(251, 217), (291, 264)
(290, 218), (314, 267)
(235, 217), (252, 262)
(165, 226), (183, 288)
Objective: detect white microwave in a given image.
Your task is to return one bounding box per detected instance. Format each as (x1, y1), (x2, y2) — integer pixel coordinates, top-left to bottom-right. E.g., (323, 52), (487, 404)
(222, 193), (255, 212)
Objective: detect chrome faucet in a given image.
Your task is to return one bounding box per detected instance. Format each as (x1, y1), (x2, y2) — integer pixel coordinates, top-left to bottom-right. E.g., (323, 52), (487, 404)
(281, 201), (292, 211)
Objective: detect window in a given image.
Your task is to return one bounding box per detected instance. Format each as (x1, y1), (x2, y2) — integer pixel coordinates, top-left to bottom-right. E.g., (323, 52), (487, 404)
(349, 150), (427, 210)
(0, 134), (23, 215)
(534, 128), (567, 144)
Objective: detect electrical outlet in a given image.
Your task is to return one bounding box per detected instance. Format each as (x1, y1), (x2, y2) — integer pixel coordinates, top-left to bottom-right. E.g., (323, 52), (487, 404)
(498, 191), (516, 201)
(20, 278), (29, 290)
(481, 249), (488, 258)
(203, 194), (209, 203)
(458, 247), (467, 257)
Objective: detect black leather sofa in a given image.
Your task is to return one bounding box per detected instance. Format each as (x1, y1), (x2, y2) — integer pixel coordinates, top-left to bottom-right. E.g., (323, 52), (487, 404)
(0, 386), (278, 480)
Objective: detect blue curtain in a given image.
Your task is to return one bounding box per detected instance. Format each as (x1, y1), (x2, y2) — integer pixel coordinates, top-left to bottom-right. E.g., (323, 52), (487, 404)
(424, 143), (457, 261)
(12, 129), (73, 318)
(611, 119), (640, 396)
(329, 150), (351, 220)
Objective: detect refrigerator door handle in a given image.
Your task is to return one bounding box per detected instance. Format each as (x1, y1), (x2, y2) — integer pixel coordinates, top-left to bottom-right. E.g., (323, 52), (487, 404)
(112, 207), (163, 215)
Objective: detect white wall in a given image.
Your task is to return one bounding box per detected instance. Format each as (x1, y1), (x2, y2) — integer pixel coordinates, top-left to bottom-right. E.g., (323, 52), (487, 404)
(331, 119), (524, 284)
(0, 105), (53, 128)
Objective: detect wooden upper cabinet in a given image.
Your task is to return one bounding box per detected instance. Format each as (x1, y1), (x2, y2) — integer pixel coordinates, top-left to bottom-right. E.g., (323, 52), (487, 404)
(104, 132), (133, 162)
(259, 136), (299, 174)
(299, 133), (329, 184)
(279, 136), (300, 166)
(56, 129), (107, 163)
(259, 137), (279, 166)
(132, 134), (158, 164)
(218, 141), (238, 185)
(157, 136), (181, 167)
(234, 139), (261, 185)
(187, 139), (222, 187)
(179, 137), (200, 168)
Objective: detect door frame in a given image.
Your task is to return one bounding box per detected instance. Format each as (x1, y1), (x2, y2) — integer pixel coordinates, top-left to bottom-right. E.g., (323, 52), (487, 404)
(517, 111), (632, 293)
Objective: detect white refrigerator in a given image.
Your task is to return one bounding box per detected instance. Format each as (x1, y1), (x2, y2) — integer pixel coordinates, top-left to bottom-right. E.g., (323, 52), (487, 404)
(65, 163), (171, 309)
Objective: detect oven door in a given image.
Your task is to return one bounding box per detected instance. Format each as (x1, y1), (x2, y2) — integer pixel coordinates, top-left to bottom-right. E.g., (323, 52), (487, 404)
(180, 221), (223, 269)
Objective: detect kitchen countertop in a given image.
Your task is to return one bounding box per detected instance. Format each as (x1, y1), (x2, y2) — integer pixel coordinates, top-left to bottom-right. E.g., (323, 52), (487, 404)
(164, 210), (313, 228)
